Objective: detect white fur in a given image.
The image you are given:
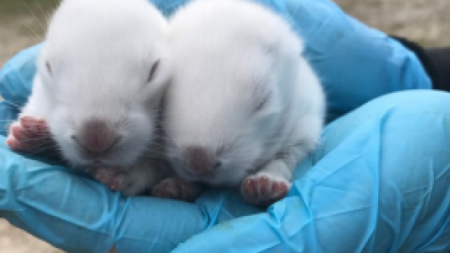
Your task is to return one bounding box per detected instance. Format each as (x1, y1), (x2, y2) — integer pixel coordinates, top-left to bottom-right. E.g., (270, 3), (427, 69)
(17, 0), (171, 168)
(164, 0), (326, 187)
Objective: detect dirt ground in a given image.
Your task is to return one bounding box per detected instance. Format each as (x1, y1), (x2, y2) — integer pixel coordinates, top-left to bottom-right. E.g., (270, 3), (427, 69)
(0, 0), (449, 252)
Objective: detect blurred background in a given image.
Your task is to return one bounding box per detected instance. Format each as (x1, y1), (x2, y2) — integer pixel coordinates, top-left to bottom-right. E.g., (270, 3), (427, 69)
(0, 0), (449, 252)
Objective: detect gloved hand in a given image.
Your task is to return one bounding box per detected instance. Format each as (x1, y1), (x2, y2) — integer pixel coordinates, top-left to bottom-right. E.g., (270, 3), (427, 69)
(2, 0), (448, 253)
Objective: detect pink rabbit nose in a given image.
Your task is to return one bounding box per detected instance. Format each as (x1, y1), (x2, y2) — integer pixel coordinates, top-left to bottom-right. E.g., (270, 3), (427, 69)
(72, 118), (120, 157)
(183, 146), (221, 175)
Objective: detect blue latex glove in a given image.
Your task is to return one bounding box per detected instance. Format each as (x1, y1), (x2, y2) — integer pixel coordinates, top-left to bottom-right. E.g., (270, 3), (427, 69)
(2, 0), (448, 252)
(2, 90), (450, 253)
(171, 89), (450, 253)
